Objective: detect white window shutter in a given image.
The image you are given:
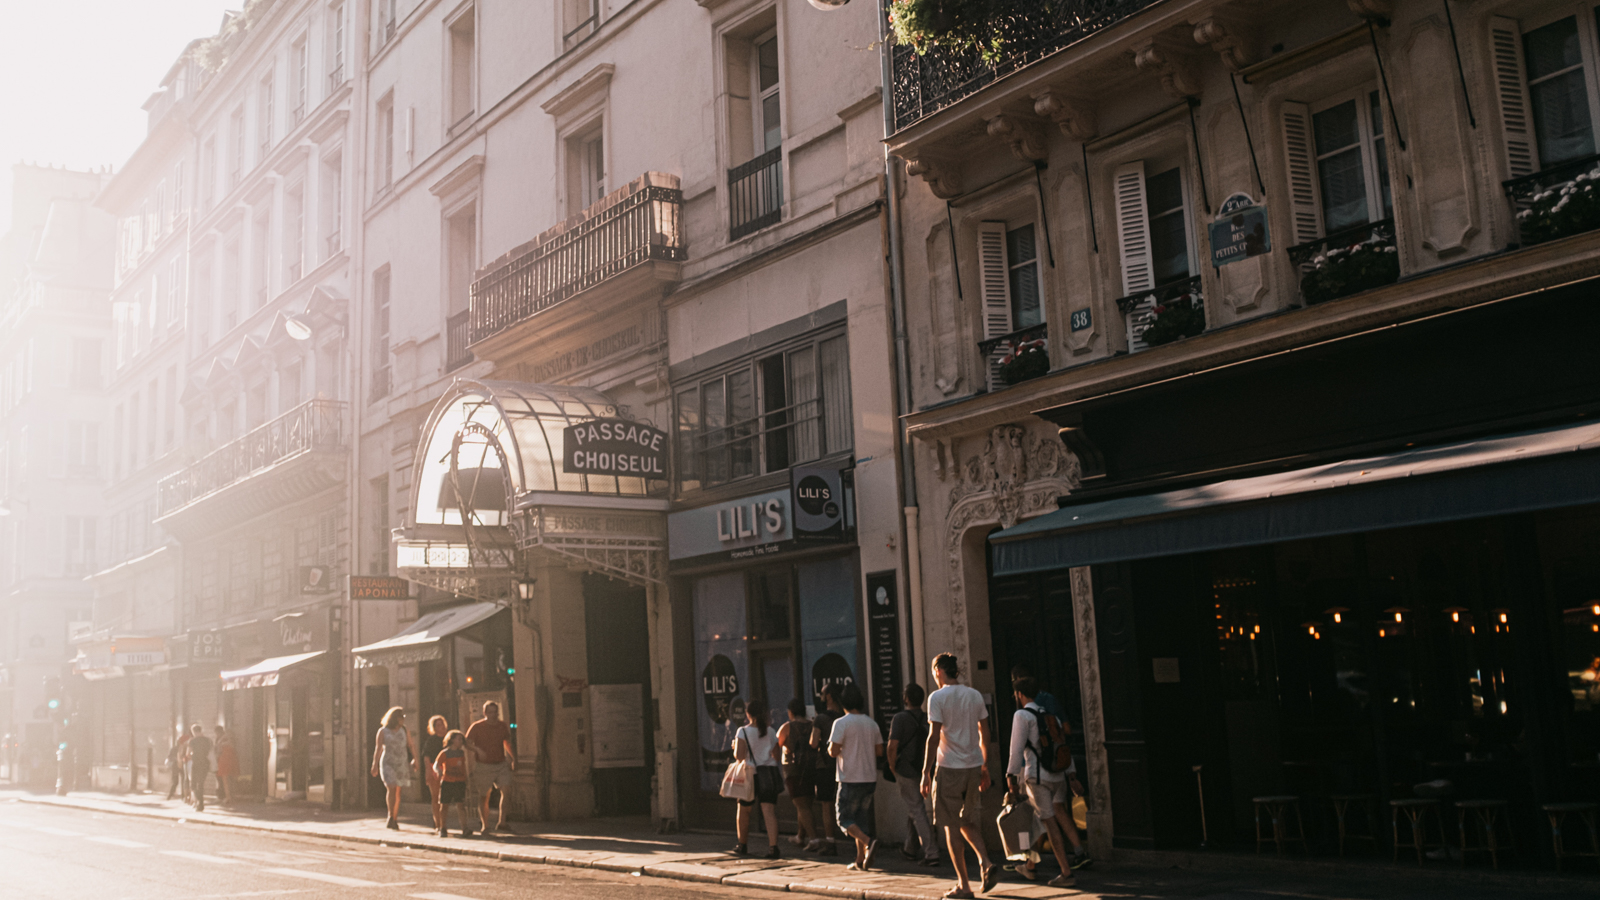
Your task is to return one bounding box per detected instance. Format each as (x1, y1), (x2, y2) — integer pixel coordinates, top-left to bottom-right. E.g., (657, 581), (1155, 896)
(1490, 16), (1538, 179)
(1281, 101), (1323, 246)
(1114, 161), (1152, 296)
(977, 221), (1013, 390)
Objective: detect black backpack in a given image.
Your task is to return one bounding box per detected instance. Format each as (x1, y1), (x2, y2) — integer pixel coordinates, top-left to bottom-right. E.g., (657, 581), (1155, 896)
(787, 720), (818, 771)
(1025, 707), (1072, 774)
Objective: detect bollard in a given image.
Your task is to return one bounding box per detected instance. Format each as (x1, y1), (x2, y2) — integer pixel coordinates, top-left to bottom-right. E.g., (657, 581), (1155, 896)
(147, 747), (155, 793)
(55, 746), (69, 796)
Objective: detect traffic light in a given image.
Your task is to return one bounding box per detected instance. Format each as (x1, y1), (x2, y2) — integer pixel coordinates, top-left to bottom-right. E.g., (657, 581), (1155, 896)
(42, 676), (62, 713)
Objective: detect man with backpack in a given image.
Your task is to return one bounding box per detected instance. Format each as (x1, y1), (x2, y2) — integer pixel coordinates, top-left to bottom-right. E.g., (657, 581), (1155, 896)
(1006, 675), (1090, 885)
(888, 682), (938, 866)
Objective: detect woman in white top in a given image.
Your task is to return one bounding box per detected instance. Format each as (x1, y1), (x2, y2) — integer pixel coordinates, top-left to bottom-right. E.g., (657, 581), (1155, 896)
(732, 697), (783, 858)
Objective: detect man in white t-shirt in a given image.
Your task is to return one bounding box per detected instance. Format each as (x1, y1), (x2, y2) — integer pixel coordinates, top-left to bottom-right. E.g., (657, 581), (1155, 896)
(1006, 675), (1086, 887)
(920, 653), (997, 899)
(827, 684), (884, 872)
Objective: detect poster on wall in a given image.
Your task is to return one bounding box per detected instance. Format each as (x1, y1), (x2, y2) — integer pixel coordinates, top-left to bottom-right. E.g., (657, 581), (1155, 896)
(589, 683), (647, 769)
(798, 559), (857, 713)
(792, 466), (844, 541)
(693, 573), (748, 790)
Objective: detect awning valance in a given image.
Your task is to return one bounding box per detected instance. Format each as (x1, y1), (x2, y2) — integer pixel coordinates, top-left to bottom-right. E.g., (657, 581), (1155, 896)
(991, 421), (1600, 577)
(220, 651), (325, 691)
(351, 602), (503, 668)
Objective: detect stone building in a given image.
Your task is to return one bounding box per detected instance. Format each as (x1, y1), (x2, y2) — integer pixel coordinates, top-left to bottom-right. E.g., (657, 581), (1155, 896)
(889, 0), (1600, 863)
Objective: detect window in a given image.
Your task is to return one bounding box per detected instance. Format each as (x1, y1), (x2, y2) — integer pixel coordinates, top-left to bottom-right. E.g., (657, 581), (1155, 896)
(371, 267), (391, 401)
(1492, 10), (1600, 181)
(229, 106), (245, 188)
(1146, 168), (1191, 285)
(1113, 159), (1196, 351)
(380, 0), (398, 44)
(321, 154), (344, 256)
(147, 378), (159, 459)
(292, 38), (309, 123)
(328, 3), (346, 88)
(166, 365), (179, 450)
(167, 257), (182, 323)
(280, 360), (303, 411)
(446, 202), (476, 316)
(1282, 90), (1392, 243)
(754, 35), (780, 155)
(222, 238), (241, 332)
(377, 95), (395, 189)
(112, 404), (123, 480)
(252, 210), (271, 310)
(66, 422), (98, 475)
(675, 332), (851, 491)
(567, 129), (605, 212)
(130, 390), (141, 472)
(201, 138), (216, 210)
(976, 221), (1044, 389)
(448, 8), (475, 128)
(369, 475), (390, 574)
(259, 71), (275, 158)
(563, 0), (597, 46)
(171, 162), (184, 224)
(64, 517), (96, 577)
(726, 27), (783, 240)
(285, 185), (305, 283)
(69, 339), (101, 389)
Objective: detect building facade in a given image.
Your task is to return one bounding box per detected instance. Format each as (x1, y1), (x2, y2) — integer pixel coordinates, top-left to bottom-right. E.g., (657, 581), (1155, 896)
(890, 0), (1600, 864)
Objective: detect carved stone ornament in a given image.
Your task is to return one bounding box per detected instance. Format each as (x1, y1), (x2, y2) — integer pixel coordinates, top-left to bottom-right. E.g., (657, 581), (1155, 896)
(1032, 90), (1097, 142)
(985, 113), (1049, 162)
(1347, 0), (1392, 23)
(905, 155), (963, 200)
(1192, 16), (1255, 72)
(1069, 565), (1113, 844)
(1133, 38), (1202, 99)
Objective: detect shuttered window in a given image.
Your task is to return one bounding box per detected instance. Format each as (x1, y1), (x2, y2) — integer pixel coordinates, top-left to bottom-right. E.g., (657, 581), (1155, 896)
(976, 221), (1044, 390)
(1281, 88), (1391, 244)
(1493, 8), (1600, 176)
(1114, 161), (1192, 353)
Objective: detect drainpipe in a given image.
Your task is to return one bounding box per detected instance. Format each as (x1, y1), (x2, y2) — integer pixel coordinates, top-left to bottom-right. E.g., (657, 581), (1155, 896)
(877, 10), (924, 675)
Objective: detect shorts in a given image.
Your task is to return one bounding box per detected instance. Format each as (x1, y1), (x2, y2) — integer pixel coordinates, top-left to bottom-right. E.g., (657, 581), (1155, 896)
(1023, 778), (1068, 820)
(470, 760), (513, 794)
(932, 766), (984, 828)
(813, 770), (838, 803)
(439, 780), (467, 804)
(784, 764), (817, 800)
(836, 781), (876, 831)
(740, 765), (782, 807)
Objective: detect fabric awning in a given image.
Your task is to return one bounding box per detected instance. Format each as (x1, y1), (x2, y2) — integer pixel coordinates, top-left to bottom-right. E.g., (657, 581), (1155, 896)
(351, 601), (502, 668)
(220, 651), (325, 691)
(991, 421), (1600, 577)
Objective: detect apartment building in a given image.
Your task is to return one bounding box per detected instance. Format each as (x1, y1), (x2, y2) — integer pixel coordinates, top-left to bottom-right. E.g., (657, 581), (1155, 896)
(889, 0), (1600, 863)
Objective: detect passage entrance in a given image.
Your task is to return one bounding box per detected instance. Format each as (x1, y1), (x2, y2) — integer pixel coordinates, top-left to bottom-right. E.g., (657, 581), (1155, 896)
(585, 573), (653, 816)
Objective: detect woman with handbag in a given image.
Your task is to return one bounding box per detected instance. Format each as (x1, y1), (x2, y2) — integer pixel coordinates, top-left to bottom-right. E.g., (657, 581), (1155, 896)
(730, 697), (782, 859)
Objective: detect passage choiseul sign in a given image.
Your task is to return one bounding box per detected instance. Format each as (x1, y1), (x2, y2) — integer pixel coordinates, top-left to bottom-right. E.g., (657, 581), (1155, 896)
(562, 418), (668, 478)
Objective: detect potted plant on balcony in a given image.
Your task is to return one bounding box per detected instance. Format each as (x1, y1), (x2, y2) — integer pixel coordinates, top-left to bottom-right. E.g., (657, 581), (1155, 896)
(1138, 291), (1206, 347)
(1300, 231), (1399, 304)
(1518, 167), (1600, 245)
(889, 0), (1014, 61)
(998, 337), (1048, 385)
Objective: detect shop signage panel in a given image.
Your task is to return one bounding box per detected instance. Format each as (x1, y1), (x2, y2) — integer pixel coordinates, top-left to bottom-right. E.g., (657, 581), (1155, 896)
(266, 609), (329, 655)
(189, 630), (226, 664)
(349, 574), (411, 600)
(792, 466), (845, 541)
(668, 488), (792, 564)
(110, 637), (168, 667)
(561, 418), (668, 478)
(300, 565), (335, 594)
(865, 570), (903, 731)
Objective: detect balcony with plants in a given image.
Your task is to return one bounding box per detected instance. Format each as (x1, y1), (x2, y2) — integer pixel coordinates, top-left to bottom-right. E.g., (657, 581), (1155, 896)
(977, 321), (1049, 388)
(1287, 219), (1398, 305)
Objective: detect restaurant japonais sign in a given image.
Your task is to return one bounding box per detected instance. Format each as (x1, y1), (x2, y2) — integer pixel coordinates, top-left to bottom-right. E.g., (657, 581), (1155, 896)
(562, 418), (667, 478)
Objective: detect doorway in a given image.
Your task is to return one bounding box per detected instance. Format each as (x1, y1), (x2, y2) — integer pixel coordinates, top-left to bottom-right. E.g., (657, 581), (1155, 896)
(584, 574), (654, 816)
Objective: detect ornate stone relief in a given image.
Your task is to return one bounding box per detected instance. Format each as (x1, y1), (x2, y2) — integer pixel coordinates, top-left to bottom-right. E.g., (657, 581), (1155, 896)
(1192, 15), (1256, 72)
(985, 113), (1049, 162)
(906, 155), (963, 200)
(1032, 91), (1097, 143)
(1133, 38), (1202, 100)
(1069, 564), (1113, 850)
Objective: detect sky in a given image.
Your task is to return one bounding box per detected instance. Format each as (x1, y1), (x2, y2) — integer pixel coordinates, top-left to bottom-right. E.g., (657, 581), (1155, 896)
(0, 0), (236, 222)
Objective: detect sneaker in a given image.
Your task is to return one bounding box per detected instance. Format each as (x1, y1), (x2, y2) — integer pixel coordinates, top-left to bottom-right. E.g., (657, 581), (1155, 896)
(863, 840), (879, 870)
(1070, 852), (1094, 870)
(437, 827), (447, 838)
(1015, 865), (1037, 881)
(385, 818), (399, 831)
(1048, 874), (1076, 888)
(462, 828), (474, 838)
(979, 864), (1000, 895)
(731, 844), (749, 857)
(920, 856), (941, 867)
(763, 846), (780, 860)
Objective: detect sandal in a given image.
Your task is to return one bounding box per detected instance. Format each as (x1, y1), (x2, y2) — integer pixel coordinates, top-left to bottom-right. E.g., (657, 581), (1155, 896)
(943, 889), (975, 900)
(980, 864), (1000, 894)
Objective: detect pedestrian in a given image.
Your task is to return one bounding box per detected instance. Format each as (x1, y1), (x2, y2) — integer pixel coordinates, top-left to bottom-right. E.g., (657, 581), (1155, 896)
(730, 697), (782, 858)
(827, 685), (883, 871)
(165, 727), (191, 801)
(370, 706), (418, 830)
(1005, 675), (1089, 887)
(423, 715), (449, 836)
(432, 729), (474, 838)
(465, 701), (516, 834)
(187, 724), (214, 813)
(775, 698), (817, 851)
(807, 682), (844, 855)
(214, 726), (238, 804)
(888, 682), (939, 867)
(922, 653), (998, 899)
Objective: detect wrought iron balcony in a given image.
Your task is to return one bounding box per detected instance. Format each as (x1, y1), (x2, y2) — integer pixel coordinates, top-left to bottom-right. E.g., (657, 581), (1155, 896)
(729, 147), (782, 241)
(1114, 275), (1202, 354)
(446, 311), (473, 371)
(156, 399), (346, 518)
(470, 172), (686, 344)
(1287, 218), (1395, 267)
(1503, 152), (1600, 246)
(976, 321), (1048, 390)
(888, 0), (1165, 132)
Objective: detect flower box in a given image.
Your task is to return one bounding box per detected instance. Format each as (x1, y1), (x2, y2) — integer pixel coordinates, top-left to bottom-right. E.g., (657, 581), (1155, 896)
(1139, 291), (1206, 347)
(997, 338), (1048, 385)
(1300, 232), (1400, 305)
(1517, 167), (1600, 245)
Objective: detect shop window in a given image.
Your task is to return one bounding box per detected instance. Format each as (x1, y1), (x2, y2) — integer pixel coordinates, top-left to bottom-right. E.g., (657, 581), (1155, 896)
(675, 330), (850, 492)
(1282, 88), (1392, 245)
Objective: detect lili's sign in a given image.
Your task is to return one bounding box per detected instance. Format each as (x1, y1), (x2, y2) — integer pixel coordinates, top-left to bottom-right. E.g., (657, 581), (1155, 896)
(562, 418), (668, 478)
(1208, 192), (1271, 267)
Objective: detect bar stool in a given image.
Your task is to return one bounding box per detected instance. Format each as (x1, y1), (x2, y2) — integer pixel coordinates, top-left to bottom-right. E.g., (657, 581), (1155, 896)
(1542, 802), (1600, 872)
(1390, 798), (1445, 864)
(1330, 793), (1378, 856)
(1454, 799), (1513, 869)
(1252, 795), (1307, 855)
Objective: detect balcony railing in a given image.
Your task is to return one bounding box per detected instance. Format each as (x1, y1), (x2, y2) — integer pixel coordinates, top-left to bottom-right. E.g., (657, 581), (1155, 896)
(470, 173), (686, 343)
(156, 399), (346, 517)
(888, 0), (1165, 132)
(446, 311), (473, 371)
(729, 147), (782, 241)
(1115, 275), (1202, 354)
(1287, 218), (1395, 267)
(327, 66), (345, 92)
(686, 396), (834, 489)
(1504, 152), (1600, 246)
(976, 320), (1048, 390)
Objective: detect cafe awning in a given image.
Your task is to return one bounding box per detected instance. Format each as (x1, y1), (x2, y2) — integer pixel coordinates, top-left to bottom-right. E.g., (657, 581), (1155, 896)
(220, 651), (325, 691)
(351, 602), (503, 668)
(991, 420), (1600, 577)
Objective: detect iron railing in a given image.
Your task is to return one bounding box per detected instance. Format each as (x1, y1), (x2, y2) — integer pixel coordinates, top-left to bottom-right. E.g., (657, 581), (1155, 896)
(327, 66), (345, 92)
(446, 311), (473, 371)
(1503, 152), (1600, 245)
(687, 397), (832, 489)
(888, 0), (1165, 133)
(156, 399), (346, 516)
(470, 179), (686, 343)
(1287, 217), (1395, 267)
(976, 321), (1048, 390)
(729, 147), (783, 240)
(1114, 275), (1202, 353)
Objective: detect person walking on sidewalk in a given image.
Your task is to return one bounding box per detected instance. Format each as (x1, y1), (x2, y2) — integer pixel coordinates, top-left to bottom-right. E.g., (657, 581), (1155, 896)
(213, 726), (238, 804)
(432, 729), (474, 837)
(828, 685), (883, 872)
(807, 683), (844, 855)
(371, 706), (418, 830)
(165, 727), (190, 802)
(1005, 676), (1087, 888)
(186, 724), (214, 813)
(889, 682), (939, 867)
(776, 698), (817, 851)
(922, 653), (998, 899)
(731, 697), (783, 859)
(466, 701), (516, 833)
(423, 716), (448, 836)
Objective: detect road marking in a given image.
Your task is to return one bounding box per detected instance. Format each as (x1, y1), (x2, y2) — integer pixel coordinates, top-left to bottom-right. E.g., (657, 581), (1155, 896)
(32, 826), (82, 836)
(88, 836), (151, 848)
(411, 893), (487, 900)
(162, 850), (244, 864)
(260, 869), (407, 888)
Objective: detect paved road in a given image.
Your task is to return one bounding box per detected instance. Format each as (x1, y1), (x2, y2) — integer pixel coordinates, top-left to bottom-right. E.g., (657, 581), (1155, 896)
(0, 800), (749, 900)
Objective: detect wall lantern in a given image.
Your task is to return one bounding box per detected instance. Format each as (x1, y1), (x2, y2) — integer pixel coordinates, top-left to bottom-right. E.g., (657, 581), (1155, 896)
(1444, 606), (1468, 623)
(1325, 606), (1349, 624)
(515, 578), (537, 602)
